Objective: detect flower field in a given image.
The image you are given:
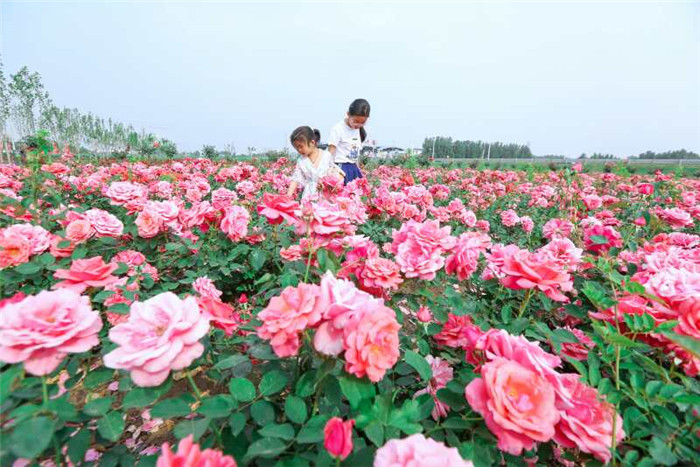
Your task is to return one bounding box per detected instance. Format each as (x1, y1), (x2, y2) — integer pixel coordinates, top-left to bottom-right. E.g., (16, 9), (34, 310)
(1, 151), (699, 466)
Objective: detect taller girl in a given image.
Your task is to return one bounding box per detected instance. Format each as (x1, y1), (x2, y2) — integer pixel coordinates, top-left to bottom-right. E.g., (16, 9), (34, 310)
(328, 98), (370, 184)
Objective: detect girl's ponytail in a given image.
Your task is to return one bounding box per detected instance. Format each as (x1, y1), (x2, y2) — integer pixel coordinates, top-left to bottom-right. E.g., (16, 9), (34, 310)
(348, 99), (370, 144)
(360, 127), (367, 143)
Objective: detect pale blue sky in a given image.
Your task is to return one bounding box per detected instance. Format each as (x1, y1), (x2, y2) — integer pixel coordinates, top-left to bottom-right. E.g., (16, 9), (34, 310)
(1, 0), (698, 156)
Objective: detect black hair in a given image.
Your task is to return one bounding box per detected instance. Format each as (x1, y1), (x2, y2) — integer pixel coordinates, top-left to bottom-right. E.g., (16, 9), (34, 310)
(290, 126), (321, 146)
(348, 99), (370, 143)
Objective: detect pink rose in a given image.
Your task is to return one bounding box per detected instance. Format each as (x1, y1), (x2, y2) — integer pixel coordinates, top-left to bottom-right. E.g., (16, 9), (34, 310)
(636, 183), (654, 195)
(295, 200), (354, 239)
(135, 208), (164, 238)
(497, 244), (574, 302)
(84, 208), (124, 237)
(257, 192), (299, 225)
(257, 283), (326, 357)
(104, 292), (210, 387)
(192, 276), (223, 300)
(542, 219), (573, 239)
(53, 256), (120, 293)
(582, 194), (602, 211)
(220, 205), (250, 242)
(105, 181), (148, 207)
(323, 417), (355, 460)
(390, 220), (455, 280)
(0, 232), (30, 268)
(359, 257), (403, 295)
(3, 223), (51, 254)
(445, 232), (491, 280)
(554, 374), (624, 463)
(374, 434), (473, 467)
(520, 215), (534, 233)
(196, 296), (241, 336)
(434, 313), (481, 349)
(0, 289), (102, 375)
(465, 357), (559, 455)
(211, 187), (238, 210)
(157, 435), (237, 467)
(584, 225), (623, 253)
(65, 219), (95, 244)
(414, 356), (454, 420)
(500, 209), (520, 227)
(657, 207), (693, 229)
(416, 305), (433, 323)
(344, 308), (400, 382)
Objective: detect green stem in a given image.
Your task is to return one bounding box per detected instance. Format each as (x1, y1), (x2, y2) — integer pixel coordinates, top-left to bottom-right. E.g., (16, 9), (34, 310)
(335, 457), (341, 467)
(517, 289), (534, 319)
(187, 372), (203, 400)
(42, 376), (49, 411)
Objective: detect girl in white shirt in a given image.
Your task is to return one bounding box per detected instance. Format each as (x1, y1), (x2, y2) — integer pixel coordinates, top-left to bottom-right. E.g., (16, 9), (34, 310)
(328, 98), (370, 184)
(286, 126), (344, 200)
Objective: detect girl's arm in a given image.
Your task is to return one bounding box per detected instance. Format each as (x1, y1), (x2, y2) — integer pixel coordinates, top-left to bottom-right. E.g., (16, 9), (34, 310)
(286, 181), (298, 198)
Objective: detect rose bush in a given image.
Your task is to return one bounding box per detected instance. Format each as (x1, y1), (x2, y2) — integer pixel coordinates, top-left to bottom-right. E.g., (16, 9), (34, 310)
(0, 152), (698, 466)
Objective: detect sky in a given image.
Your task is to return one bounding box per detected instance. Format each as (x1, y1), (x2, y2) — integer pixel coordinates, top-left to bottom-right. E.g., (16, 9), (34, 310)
(1, 0), (699, 157)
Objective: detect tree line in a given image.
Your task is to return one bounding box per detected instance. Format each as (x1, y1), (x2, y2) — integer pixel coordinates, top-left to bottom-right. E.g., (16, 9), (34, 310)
(422, 137), (532, 159)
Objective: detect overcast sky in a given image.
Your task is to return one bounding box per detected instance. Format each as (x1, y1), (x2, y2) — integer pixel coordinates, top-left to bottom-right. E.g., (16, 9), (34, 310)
(1, 0), (698, 156)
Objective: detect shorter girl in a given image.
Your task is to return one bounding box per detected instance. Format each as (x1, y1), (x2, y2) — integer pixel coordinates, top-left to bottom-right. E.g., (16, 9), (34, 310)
(328, 98), (370, 184)
(287, 126), (344, 200)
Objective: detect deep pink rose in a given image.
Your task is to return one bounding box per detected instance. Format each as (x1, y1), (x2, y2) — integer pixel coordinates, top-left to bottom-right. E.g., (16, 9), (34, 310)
(220, 205), (250, 242)
(584, 224), (623, 253)
(324, 417), (355, 460)
(157, 435), (237, 467)
(497, 244), (574, 302)
(257, 192), (299, 225)
(53, 256), (120, 293)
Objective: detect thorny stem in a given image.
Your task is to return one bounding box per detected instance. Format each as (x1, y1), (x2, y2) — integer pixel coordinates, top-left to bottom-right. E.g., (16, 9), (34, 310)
(187, 371), (203, 400)
(517, 289), (534, 319)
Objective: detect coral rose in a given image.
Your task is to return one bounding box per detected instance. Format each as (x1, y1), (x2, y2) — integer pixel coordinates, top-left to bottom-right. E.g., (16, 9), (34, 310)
(344, 308), (400, 382)
(53, 256), (120, 293)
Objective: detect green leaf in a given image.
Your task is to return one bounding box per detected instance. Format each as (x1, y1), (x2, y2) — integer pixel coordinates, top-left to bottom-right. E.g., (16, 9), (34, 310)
(229, 378), (256, 402)
(258, 423), (295, 440)
(14, 262), (42, 275)
(83, 396), (115, 416)
(250, 401), (275, 425)
(645, 381), (663, 398)
(284, 395), (307, 424)
(198, 394), (235, 418)
(97, 411), (125, 442)
(339, 375), (376, 409)
(259, 370), (288, 397)
(404, 350), (433, 381)
(67, 429), (91, 465)
(228, 412), (247, 436)
(71, 245), (88, 259)
(174, 418), (211, 440)
(151, 398), (191, 418)
(10, 416), (56, 459)
(649, 437), (678, 466)
(364, 421), (384, 447)
(213, 354), (249, 370)
(587, 352), (601, 387)
(0, 366), (23, 401)
(122, 388), (160, 409)
(250, 250), (268, 271)
(296, 415), (330, 444)
(84, 369), (114, 389)
(47, 396), (78, 420)
(295, 372), (316, 397)
(245, 438), (287, 459)
(436, 388), (467, 410)
(442, 417), (473, 430)
(661, 330), (700, 359)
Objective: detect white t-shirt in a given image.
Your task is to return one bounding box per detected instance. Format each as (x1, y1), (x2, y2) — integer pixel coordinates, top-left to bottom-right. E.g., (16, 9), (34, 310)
(328, 120), (365, 164)
(291, 150), (341, 199)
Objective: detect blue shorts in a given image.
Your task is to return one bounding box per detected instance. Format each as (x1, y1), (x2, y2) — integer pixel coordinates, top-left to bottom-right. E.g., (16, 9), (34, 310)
(339, 163), (363, 185)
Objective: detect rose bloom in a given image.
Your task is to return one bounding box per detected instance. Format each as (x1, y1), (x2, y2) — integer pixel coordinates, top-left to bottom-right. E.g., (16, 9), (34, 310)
(465, 357), (559, 456)
(390, 220), (455, 280)
(644, 267), (700, 310)
(2, 223), (51, 255)
(105, 181), (147, 206)
(0, 289), (102, 376)
(257, 192), (299, 225)
(542, 219), (573, 240)
(279, 244), (303, 262)
(374, 434), (473, 467)
(65, 219), (95, 244)
(257, 283), (326, 357)
(414, 356), (453, 420)
(104, 292), (210, 387)
(135, 208), (164, 238)
(220, 205), (250, 242)
(636, 182), (654, 195)
(157, 435), (237, 467)
(497, 244), (573, 302)
(211, 187), (238, 210)
(84, 208), (124, 237)
(295, 200), (354, 239)
(53, 256), (120, 293)
(657, 207), (694, 229)
(111, 249), (146, 269)
(49, 235), (75, 258)
(192, 276), (223, 300)
(0, 232), (30, 268)
(555, 327), (594, 361)
(324, 417), (355, 460)
(343, 308), (400, 382)
(676, 298), (700, 339)
(520, 215), (534, 233)
(196, 296), (241, 336)
(537, 238), (583, 271)
(434, 313), (481, 349)
(583, 224), (623, 253)
(445, 232), (491, 280)
(500, 209), (520, 227)
(359, 257), (403, 296)
(554, 374), (624, 464)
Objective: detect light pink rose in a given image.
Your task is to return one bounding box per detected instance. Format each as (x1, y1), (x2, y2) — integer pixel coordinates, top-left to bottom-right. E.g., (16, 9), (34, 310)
(0, 289), (102, 375)
(104, 292), (210, 387)
(445, 232), (491, 280)
(53, 256), (120, 293)
(657, 207), (694, 229)
(84, 208), (124, 237)
(554, 374), (624, 463)
(135, 208), (164, 238)
(3, 223), (51, 254)
(465, 357), (559, 456)
(390, 220), (455, 280)
(257, 283), (326, 357)
(520, 215), (534, 233)
(211, 187), (239, 210)
(220, 205), (250, 242)
(105, 181), (148, 207)
(374, 434), (473, 467)
(500, 209), (520, 227)
(542, 219), (574, 239)
(192, 276), (223, 300)
(157, 435), (237, 467)
(414, 356), (454, 420)
(65, 219), (95, 244)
